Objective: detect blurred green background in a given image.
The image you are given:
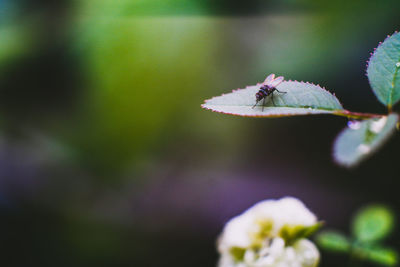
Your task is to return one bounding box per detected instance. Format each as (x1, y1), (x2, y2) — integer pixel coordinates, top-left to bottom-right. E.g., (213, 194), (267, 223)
(1, 0), (400, 266)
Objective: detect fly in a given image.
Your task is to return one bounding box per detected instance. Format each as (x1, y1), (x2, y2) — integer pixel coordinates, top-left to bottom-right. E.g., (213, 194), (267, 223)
(252, 74), (286, 111)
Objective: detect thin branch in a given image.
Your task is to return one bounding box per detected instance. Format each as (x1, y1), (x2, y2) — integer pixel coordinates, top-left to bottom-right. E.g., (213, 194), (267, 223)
(333, 110), (387, 120)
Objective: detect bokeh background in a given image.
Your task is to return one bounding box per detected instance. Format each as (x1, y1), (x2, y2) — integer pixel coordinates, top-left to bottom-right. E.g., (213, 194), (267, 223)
(1, 0), (400, 266)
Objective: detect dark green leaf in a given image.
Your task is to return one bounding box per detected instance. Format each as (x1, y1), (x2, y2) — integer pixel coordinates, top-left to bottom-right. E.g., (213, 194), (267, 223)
(367, 32), (400, 108)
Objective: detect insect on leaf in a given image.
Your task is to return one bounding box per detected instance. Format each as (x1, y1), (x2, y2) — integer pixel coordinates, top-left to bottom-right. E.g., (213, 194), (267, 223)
(352, 205), (395, 243)
(202, 81), (343, 117)
(367, 32), (400, 108)
(333, 114), (399, 167)
(315, 231), (352, 253)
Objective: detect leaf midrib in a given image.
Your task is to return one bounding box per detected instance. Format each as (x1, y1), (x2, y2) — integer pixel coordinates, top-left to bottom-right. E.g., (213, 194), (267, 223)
(389, 61), (400, 107)
(205, 103), (339, 111)
(382, 39), (400, 107)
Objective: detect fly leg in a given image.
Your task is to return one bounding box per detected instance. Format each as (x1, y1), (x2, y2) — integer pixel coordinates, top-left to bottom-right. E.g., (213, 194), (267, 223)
(272, 90), (286, 106)
(271, 93), (276, 107)
(262, 98), (265, 111)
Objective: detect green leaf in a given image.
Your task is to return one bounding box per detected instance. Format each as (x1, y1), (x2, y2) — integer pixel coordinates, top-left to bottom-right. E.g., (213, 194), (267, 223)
(333, 114), (399, 167)
(353, 244), (398, 266)
(362, 246), (398, 266)
(202, 81), (343, 117)
(367, 32), (400, 108)
(315, 231), (351, 253)
(352, 205), (395, 243)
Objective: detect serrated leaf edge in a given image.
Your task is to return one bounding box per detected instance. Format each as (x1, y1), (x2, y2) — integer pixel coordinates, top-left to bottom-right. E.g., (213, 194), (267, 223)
(202, 80), (344, 117)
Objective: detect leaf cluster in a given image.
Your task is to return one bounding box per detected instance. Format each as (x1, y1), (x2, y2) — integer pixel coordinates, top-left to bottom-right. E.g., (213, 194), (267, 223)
(202, 32), (400, 167)
(316, 205), (397, 266)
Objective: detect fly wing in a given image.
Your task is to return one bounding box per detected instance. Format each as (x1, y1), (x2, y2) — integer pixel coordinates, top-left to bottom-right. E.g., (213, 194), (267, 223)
(263, 74), (275, 85)
(270, 76), (284, 87)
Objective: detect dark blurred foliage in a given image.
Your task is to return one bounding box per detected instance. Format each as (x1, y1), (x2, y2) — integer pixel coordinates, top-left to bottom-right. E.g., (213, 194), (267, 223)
(1, 0), (400, 266)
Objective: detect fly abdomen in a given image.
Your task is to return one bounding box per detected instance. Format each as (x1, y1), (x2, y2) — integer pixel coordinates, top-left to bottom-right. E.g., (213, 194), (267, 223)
(255, 91), (266, 101)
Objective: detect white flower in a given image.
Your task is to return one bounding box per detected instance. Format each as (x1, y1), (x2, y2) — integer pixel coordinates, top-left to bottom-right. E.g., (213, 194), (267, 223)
(217, 197), (320, 267)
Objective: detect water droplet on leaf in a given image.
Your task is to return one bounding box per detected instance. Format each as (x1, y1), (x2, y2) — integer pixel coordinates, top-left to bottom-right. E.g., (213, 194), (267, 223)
(370, 116), (387, 133)
(357, 144), (371, 154)
(347, 120), (361, 130)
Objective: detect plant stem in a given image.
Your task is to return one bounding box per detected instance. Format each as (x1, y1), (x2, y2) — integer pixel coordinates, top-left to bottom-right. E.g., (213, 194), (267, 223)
(333, 110), (386, 120)
(348, 253), (363, 267)
(347, 245), (363, 267)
